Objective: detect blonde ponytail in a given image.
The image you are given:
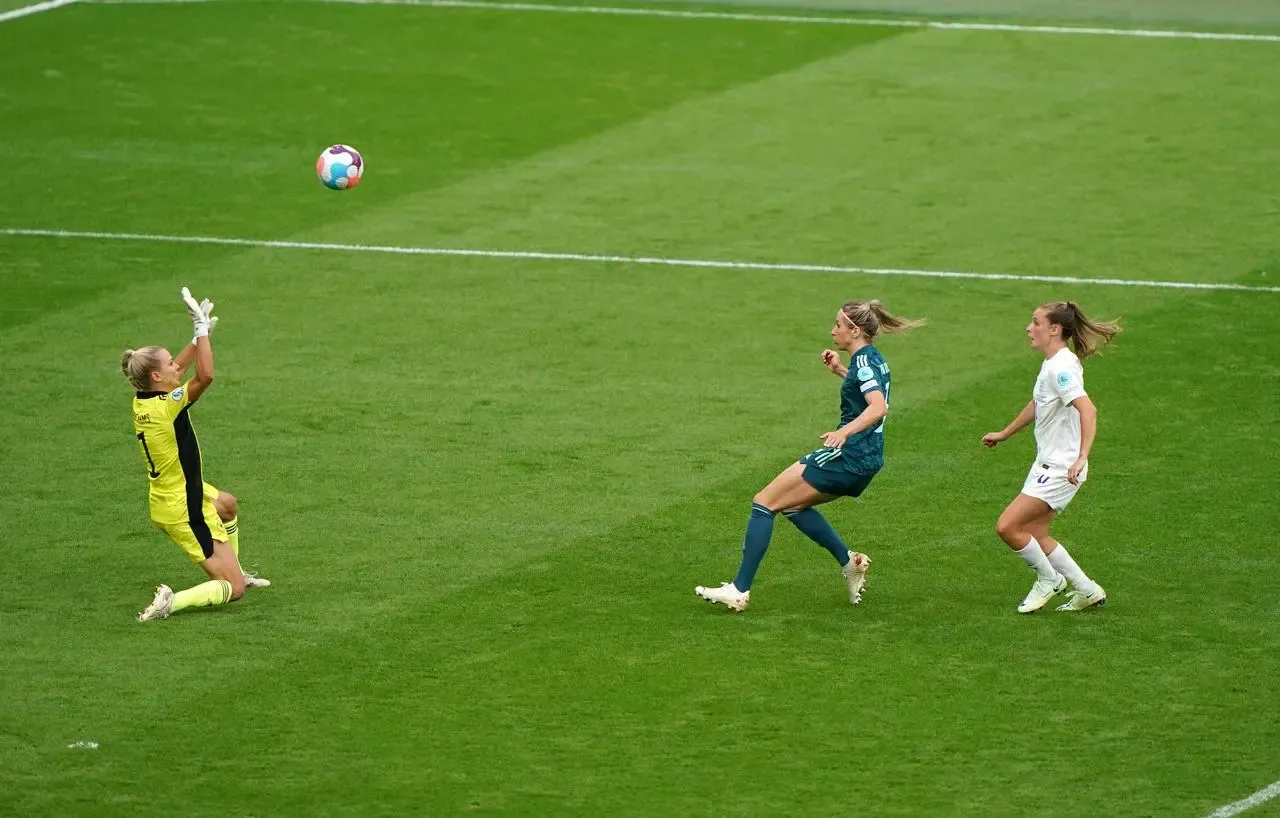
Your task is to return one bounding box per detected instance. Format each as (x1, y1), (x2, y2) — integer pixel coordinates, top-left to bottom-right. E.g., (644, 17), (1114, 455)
(840, 300), (926, 340)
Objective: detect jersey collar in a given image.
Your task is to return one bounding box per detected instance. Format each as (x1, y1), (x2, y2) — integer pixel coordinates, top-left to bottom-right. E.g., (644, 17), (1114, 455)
(136, 390), (166, 398)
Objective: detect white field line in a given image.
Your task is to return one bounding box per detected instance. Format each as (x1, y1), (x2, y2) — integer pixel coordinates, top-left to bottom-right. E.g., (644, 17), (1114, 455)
(1206, 779), (1280, 818)
(5, 227), (1277, 293)
(0, 0), (79, 23)
(93, 0), (1280, 44)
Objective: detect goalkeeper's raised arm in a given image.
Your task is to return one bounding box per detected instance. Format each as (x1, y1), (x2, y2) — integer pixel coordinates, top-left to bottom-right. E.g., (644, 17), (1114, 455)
(176, 287), (216, 402)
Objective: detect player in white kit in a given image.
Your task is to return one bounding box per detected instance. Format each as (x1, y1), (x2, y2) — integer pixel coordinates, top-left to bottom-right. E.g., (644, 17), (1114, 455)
(982, 301), (1121, 613)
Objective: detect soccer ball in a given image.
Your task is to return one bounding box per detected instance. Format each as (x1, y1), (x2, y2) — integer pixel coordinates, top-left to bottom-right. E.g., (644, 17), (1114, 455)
(316, 144), (363, 190)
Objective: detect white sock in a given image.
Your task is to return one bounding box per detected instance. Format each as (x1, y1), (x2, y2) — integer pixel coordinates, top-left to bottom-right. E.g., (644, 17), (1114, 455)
(1046, 544), (1099, 595)
(1016, 537), (1059, 582)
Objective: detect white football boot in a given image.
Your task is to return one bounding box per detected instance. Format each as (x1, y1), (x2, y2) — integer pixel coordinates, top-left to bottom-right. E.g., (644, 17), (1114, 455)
(243, 571), (272, 589)
(1055, 585), (1107, 612)
(1017, 574), (1067, 614)
(842, 552), (871, 605)
(137, 584), (175, 622)
(695, 582), (750, 612)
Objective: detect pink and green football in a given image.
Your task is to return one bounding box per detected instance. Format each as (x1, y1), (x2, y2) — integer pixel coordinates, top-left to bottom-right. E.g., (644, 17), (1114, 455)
(316, 144), (363, 190)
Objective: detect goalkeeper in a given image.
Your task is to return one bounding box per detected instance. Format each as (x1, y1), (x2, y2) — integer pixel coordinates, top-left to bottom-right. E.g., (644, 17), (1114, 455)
(121, 288), (270, 622)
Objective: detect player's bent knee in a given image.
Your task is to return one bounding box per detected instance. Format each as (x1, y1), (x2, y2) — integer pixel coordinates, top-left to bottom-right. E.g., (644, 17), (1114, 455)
(995, 518), (1021, 544)
(228, 577), (246, 601)
(216, 492), (238, 521)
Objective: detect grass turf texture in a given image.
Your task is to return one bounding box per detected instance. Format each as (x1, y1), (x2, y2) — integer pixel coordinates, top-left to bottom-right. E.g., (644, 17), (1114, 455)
(638, 0), (1280, 29)
(2, 2), (1279, 816)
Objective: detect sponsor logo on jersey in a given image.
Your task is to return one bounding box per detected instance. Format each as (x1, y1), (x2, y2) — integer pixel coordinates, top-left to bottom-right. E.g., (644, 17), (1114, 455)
(856, 366), (875, 381)
(171, 389), (184, 401)
(1056, 371), (1072, 388)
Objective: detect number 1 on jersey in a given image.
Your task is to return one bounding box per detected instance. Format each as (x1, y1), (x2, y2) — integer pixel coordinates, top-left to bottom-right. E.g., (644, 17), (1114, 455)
(136, 432), (160, 478)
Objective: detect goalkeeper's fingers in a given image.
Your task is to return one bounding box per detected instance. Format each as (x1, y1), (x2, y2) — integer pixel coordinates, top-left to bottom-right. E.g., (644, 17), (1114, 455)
(199, 297), (215, 317)
(181, 286), (205, 319)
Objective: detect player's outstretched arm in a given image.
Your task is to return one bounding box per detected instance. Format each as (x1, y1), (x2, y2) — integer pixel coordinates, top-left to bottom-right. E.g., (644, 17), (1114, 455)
(982, 400), (1035, 448)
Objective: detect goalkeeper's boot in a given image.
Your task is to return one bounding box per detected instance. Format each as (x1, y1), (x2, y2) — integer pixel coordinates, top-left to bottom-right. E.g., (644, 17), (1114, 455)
(138, 584), (175, 622)
(695, 582), (750, 612)
(243, 572), (272, 589)
(1017, 573), (1067, 614)
(842, 552), (871, 605)
(1055, 585), (1107, 612)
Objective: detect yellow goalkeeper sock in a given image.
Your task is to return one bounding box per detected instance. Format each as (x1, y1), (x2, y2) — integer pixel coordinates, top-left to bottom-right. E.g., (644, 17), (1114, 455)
(224, 517), (239, 556)
(172, 580), (234, 613)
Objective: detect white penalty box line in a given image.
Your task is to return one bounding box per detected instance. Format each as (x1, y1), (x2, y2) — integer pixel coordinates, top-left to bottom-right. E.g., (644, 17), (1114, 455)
(1206, 778), (1280, 818)
(280, 0), (1280, 45)
(369, 0), (1280, 44)
(89, 0), (1280, 43)
(4, 227), (1278, 293)
(0, 0), (80, 23)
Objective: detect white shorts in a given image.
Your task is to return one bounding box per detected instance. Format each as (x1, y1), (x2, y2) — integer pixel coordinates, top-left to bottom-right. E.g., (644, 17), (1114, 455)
(1020, 461), (1087, 513)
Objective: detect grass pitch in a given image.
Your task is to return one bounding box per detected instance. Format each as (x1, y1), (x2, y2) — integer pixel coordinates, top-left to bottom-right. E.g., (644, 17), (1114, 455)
(2, 2), (1278, 815)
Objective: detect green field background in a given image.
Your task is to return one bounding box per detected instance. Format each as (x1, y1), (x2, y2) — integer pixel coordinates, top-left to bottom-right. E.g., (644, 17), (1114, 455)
(2, 2), (1278, 816)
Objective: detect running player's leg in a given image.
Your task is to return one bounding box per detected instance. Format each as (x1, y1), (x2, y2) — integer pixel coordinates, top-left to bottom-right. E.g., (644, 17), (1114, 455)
(996, 494), (1066, 613)
(1022, 498), (1105, 610)
(1028, 514), (1106, 609)
(755, 462), (835, 511)
(782, 500), (848, 564)
(734, 462), (833, 589)
(996, 494), (1055, 551)
(780, 457), (874, 566)
(784, 456), (875, 603)
(781, 495), (875, 606)
(696, 463), (832, 610)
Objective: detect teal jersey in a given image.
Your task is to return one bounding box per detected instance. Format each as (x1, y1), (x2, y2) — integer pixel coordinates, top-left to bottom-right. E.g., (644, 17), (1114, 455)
(838, 345), (890, 474)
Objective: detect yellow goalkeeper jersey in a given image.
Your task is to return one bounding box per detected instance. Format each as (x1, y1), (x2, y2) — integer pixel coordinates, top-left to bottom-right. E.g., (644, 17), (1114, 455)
(131, 380), (208, 525)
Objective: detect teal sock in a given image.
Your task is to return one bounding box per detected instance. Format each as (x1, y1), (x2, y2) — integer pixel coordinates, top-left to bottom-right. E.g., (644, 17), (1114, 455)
(732, 503), (777, 591)
(783, 508), (851, 567)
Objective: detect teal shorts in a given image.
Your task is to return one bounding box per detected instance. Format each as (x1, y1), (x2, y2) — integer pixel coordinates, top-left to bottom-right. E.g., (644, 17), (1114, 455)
(799, 448), (877, 497)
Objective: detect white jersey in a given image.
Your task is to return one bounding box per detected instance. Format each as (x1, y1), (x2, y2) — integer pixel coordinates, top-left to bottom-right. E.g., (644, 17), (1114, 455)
(1032, 347), (1088, 468)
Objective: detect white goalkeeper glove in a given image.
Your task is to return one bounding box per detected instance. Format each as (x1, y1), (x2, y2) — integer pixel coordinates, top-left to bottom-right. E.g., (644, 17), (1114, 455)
(181, 286), (210, 338)
(199, 297), (218, 337)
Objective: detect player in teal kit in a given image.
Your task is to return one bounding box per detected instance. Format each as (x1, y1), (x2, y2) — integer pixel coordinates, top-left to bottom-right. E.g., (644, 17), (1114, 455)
(695, 300), (925, 612)
(800, 344), (892, 497)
